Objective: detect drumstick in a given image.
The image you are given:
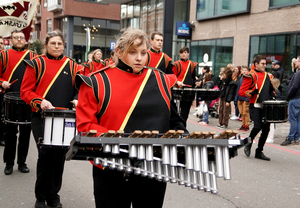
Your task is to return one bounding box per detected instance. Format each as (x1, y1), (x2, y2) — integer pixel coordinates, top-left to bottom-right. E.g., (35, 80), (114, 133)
(183, 84), (192, 87)
(10, 79), (18, 85)
(51, 107), (69, 110)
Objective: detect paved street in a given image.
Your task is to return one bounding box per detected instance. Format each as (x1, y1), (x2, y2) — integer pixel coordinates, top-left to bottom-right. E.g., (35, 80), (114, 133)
(1, 106), (300, 208)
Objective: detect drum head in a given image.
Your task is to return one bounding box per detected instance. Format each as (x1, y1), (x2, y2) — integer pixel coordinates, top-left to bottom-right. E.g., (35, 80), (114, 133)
(4, 91), (22, 101)
(43, 109), (76, 118)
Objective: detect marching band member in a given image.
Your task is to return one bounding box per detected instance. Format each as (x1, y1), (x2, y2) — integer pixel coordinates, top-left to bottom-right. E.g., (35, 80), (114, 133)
(0, 30), (36, 175)
(238, 55), (273, 161)
(83, 49), (106, 75)
(76, 28), (186, 208)
(172, 46), (198, 123)
(21, 30), (82, 208)
(0, 35), (5, 146)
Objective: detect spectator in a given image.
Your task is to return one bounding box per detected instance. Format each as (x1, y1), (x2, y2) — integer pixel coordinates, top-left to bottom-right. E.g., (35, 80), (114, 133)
(236, 66), (250, 131)
(281, 56), (300, 146)
(216, 67), (237, 129)
(271, 60), (284, 92)
(199, 73), (214, 125)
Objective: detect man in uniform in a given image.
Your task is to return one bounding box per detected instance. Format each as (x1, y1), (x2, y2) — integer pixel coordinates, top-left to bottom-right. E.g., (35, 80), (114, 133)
(238, 55), (273, 161)
(172, 46), (197, 123)
(0, 36), (5, 146)
(146, 31), (173, 74)
(146, 31), (186, 129)
(0, 30), (36, 175)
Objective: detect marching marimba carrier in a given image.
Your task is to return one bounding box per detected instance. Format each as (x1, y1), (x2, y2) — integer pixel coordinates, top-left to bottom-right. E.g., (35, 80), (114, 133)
(66, 130), (250, 194)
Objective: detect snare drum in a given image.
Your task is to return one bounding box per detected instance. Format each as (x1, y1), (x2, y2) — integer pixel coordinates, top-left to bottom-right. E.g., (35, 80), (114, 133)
(3, 91), (31, 124)
(262, 100), (288, 123)
(42, 109), (77, 147)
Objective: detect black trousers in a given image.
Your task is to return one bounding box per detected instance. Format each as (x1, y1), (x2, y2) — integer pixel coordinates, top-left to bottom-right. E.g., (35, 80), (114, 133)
(248, 105), (270, 153)
(3, 122), (31, 166)
(0, 93), (4, 142)
(93, 166), (167, 208)
(179, 99), (194, 123)
(31, 112), (66, 204)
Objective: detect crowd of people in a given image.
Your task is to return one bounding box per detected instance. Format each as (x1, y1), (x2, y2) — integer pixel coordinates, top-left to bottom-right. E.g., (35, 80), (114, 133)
(0, 27), (298, 208)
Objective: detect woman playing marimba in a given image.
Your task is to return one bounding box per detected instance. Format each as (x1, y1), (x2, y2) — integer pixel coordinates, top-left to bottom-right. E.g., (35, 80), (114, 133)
(76, 28), (187, 208)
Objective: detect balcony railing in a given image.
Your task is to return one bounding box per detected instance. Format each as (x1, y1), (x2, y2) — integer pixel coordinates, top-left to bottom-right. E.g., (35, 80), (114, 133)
(47, 0), (63, 12)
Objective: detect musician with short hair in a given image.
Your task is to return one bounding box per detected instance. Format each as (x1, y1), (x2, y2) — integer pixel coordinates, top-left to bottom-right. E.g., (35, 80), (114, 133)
(21, 29), (82, 208)
(0, 35), (5, 146)
(172, 46), (198, 123)
(238, 55), (273, 161)
(0, 30), (36, 175)
(76, 28), (187, 208)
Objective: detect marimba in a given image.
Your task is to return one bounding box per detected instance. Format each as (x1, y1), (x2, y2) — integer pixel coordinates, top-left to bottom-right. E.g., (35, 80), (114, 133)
(66, 130), (250, 194)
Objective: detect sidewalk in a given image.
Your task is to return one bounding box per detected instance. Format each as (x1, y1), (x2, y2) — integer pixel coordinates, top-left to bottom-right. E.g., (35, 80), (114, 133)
(187, 101), (300, 150)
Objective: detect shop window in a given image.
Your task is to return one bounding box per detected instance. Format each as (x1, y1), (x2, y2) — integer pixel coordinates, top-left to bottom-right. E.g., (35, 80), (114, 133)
(269, 0), (300, 8)
(190, 38), (233, 78)
(196, 0), (251, 21)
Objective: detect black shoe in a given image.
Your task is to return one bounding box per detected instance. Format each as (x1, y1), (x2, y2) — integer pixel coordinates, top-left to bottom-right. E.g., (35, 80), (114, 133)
(18, 164), (30, 173)
(255, 152), (271, 161)
(244, 145), (251, 157)
(4, 165), (13, 175)
(47, 202), (63, 208)
(0, 140), (5, 146)
(35, 201), (46, 208)
(281, 138), (292, 146)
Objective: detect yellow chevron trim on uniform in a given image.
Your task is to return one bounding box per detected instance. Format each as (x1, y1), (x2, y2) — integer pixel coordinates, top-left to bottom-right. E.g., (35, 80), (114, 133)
(7, 51), (29, 82)
(255, 72), (267, 103)
(119, 69), (152, 130)
(182, 61), (191, 83)
(155, 53), (164, 68)
(42, 58), (69, 98)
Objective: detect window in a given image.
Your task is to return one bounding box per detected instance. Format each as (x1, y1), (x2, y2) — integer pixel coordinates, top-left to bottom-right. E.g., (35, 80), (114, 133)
(249, 32), (300, 99)
(270, 0), (300, 8)
(47, 19), (52, 32)
(190, 38), (233, 77)
(44, 0), (47, 7)
(196, 0), (251, 20)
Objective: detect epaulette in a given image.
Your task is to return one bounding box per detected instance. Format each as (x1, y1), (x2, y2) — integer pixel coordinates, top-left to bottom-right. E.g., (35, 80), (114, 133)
(23, 59), (34, 67)
(75, 74), (92, 90)
(31, 54), (45, 61)
(143, 66), (166, 74)
(65, 56), (76, 62)
(89, 65), (110, 75)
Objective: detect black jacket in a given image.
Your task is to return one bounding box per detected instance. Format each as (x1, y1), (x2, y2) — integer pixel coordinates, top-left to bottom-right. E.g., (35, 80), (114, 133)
(287, 70), (300, 101)
(219, 78), (238, 103)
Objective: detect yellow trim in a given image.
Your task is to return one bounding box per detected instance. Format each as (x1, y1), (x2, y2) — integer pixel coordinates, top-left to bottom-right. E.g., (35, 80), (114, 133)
(119, 69), (152, 130)
(155, 53), (164, 68)
(255, 72), (267, 103)
(7, 51), (29, 82)
(181, 61), (191, 83)
(42, 58), (69, 98)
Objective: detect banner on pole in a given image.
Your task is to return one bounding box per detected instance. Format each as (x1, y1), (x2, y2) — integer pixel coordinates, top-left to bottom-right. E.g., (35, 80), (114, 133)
(0, 0), (39, 41)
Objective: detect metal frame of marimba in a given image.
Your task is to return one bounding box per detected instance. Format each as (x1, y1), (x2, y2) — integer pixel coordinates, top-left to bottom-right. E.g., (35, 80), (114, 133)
(66, 130), (250, 194)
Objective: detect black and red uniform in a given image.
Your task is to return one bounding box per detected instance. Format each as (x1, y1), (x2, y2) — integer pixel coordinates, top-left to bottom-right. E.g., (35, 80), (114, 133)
(76, 59), (184, 208)
(83, 60), (106, 75)
(146, 48), (173, 74)
(172, 59), (197, 122)
(238, 69), (273, 155)
(146, 48), (187, 128)
(0, 47), (36, 169)
(21, 53), (82, 206)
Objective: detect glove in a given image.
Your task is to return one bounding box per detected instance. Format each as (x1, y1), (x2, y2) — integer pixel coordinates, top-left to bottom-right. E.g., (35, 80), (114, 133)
(250, 89), (259, 96)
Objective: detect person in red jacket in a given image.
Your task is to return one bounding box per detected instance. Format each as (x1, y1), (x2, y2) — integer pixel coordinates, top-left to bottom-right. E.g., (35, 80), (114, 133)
(146, 31), (173, 74)
(83, 49), (106, 75)
(0, 35), (5, 146)
(0, 30), (36, 175)
(238, 55), (273, 161)
(21, 30), (82, 208)
(76, 28), (187, 208)
(172, 46), (198, 123)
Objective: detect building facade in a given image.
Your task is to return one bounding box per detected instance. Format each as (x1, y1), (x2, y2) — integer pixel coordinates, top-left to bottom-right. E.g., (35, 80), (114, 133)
(34, 0), (121, 63)
(190, 0), (300, 82)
